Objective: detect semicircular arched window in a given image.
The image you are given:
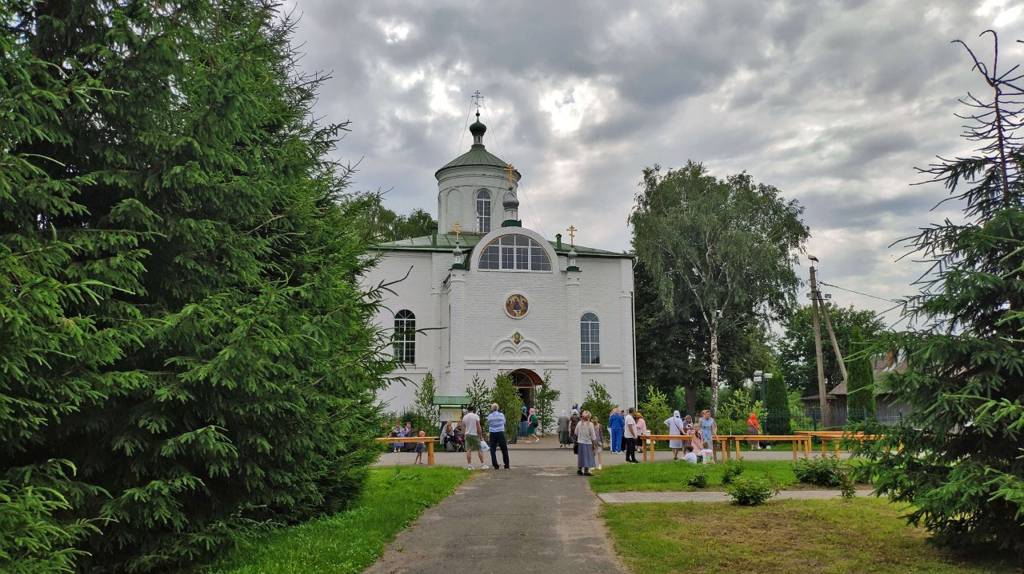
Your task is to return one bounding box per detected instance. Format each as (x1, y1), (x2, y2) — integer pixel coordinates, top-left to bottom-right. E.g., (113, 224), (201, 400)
(478, 234), (551, 271)
(476, 189), (491, 233)
(394, 309), (416, 364)
(581, 312), (600, 365)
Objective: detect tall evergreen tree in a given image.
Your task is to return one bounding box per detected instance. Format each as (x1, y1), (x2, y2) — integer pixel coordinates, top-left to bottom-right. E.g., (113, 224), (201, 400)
(857, 31), (1024, 558)
(2, 2), (392, 571)
(764, 370), (791, 434)
(846, 354), (876, 423)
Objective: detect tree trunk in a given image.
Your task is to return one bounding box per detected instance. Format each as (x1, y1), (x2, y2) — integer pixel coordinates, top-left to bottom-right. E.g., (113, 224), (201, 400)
(709, 319), (720, 415)
(685, 381), (697, 416)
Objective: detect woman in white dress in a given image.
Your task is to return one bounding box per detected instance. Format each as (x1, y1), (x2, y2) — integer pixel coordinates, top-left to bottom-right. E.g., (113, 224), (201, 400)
(664, 410), (686, 461)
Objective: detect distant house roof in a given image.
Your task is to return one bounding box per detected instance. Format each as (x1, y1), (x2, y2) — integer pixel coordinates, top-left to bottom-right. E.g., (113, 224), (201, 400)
(373, 233), (632, 259)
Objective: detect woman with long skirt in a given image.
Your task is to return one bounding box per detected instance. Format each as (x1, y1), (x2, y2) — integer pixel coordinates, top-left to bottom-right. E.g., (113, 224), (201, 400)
(575, 411), (598, 476)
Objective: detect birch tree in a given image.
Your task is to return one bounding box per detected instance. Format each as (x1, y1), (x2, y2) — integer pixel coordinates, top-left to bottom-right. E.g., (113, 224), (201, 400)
(630, 162), (808, 412)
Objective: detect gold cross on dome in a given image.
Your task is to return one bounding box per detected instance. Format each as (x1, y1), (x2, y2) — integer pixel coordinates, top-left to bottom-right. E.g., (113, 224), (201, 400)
(567, 225), (577, 247)
(505, 163), (516, 188)
(451, 223), (462, 241)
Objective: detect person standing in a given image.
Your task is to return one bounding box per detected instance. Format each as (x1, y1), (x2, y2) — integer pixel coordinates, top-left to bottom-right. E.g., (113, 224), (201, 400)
(623, 408), (639, 463)
(575, 411), (598, 476)
(608, 407), (624, 453)
(487, 403), (510, 469)
(593, 416), (605, 470)
(635, 412), (648, 460)
(699, 409), (717, 462)
(569, 410), (581, 454)
(527, 407), (540, 443)
(665, 410), (686, 460)
(557, 410), (571, 448)
(462, 406), (487, 470)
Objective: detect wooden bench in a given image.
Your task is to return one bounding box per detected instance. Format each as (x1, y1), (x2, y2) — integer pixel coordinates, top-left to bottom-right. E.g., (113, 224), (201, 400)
(639, 434), (811, 463)
(375, 436), (437, 465)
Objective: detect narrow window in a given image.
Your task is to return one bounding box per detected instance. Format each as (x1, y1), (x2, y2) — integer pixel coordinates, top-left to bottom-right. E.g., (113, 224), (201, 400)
(394, 310), (416, 364)
(476, 189), (491, 233)
(581, 312), (600, 364)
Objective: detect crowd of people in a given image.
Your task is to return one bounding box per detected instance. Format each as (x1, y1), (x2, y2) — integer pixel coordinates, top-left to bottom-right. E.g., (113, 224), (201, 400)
(389, 404), (740, 471)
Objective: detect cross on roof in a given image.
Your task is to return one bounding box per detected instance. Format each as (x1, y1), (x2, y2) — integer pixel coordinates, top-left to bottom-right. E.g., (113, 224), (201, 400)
(471, 90), (484, 112)
(451, 222), (462, 241)
(505, 163), (516, 188)
(567, 225), (578, 247)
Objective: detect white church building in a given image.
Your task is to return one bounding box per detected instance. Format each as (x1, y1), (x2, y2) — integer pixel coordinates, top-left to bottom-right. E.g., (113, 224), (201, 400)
(366, 113), (637, 416)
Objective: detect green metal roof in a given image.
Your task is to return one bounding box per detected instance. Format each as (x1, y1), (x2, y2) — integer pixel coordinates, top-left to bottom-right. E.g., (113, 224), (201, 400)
(433, 395), (471, 406)
(373, 233), (631, 259)
(435, 144), (520, 180)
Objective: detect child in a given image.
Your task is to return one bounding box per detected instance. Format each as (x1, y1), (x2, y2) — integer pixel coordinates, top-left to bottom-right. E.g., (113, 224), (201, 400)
(414, 430), (426, 464)
(682, 445), (698, 464)
(593, 418), (604, 470)
(700, 440), (714, 464)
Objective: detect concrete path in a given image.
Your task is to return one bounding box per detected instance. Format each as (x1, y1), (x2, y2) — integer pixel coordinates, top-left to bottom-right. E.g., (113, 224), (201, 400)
(364, 466), (627, 574)
(598, 489), (875, 504)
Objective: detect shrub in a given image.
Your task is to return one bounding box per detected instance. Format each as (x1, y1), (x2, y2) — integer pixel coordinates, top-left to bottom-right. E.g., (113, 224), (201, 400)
(491, 373), (523, 439)
(534, 371), (561, 435)
(687, 471), (708, 489)
(581, 380), (616, 423)
(638, 385), (671, 435)
(413, 372), (440, 429)
(722, 462), (744, 485)
(839, 470), (857, 500)
(726, 477), (776, 506)
(793, 457), (845, 487)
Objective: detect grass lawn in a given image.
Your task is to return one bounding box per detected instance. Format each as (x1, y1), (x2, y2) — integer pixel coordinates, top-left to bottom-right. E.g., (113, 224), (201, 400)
(589, 460), (799, 493)
(208, 466), (470, 574)
(602, 498), (1016, 574)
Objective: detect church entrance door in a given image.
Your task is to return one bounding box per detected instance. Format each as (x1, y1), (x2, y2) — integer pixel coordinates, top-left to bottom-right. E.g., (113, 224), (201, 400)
(510, 368), (542, 411)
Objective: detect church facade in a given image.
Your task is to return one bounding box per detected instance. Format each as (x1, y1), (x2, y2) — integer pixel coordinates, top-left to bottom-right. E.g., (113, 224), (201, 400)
(366, 115), (636, 416)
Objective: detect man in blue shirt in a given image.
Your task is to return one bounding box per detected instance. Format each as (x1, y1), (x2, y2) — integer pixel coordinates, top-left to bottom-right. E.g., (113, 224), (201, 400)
(486, 403), (510, 469)
(608, 407), (624, 453)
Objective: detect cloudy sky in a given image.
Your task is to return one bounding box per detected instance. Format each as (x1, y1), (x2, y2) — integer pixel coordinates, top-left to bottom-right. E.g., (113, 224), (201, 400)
(287, 0), (1024, 322)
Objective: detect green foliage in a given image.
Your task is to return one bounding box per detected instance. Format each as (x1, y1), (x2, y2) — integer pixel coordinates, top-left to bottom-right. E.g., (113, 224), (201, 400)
(788, 391), (814, 431)
(686, 471), (708, 489)
(581, 380), (616, 424)
(630, 162), (809, 412)
(491, 374), (522, 438)
(726, 476), (776, 506)
(716, 388), (763, 435)
(721, 462), (744, 485)
(846, 354), (876, 423)
(346, 193), (437, 243)
(394, 408), (432, 436)
(838, 470), (857, 500)
(413, 373), (439, 430)
(1, 2), (392, 571)
(464, 374), (492, 417)
(638, 385), (671, 434)
(779, 303), (885, 395)
(854, 34), (1024, 559)
(764, 370), (791, 434)
(793, 457), (846, 487)
(534, 371), (560, 434)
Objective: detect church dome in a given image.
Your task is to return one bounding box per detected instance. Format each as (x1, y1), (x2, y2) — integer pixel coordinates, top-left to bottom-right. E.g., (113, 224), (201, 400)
(434, 113), (521, 182)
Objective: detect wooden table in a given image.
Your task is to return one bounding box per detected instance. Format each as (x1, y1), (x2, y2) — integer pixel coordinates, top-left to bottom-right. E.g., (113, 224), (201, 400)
(640, 434), (812, 463)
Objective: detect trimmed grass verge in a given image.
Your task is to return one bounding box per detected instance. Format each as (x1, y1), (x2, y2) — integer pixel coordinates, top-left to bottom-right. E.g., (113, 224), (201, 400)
(208, 466), (470, 574)
(589, 460), (798, 493)
(602, 498), (1015, 574)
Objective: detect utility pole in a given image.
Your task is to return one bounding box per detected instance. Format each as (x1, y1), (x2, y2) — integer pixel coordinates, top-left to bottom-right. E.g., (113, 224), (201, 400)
(820, 296), (848, 386)
(808, 258), (830, 428)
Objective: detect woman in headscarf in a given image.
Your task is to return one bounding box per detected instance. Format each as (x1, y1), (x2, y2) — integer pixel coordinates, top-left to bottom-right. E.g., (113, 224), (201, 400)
(575, 411), (598, 476)
(526, 407), (540, 443)
(569, 410), (581, 454)
(665, 410), (687, 460)
(557, 410), (571, 448)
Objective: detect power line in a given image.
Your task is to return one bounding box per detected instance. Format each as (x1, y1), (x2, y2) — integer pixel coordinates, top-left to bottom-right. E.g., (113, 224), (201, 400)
(818, 281), (899, 304)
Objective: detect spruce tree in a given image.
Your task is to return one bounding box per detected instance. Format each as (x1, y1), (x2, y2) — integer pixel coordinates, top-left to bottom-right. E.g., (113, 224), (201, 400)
(3, 2), (392, 570)
(845, 355), (876, 423)
(857, 31), (1024, 558)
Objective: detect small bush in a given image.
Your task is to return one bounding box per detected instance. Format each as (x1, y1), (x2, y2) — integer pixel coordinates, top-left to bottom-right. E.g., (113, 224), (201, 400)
(726, 477), (776, 506)
(722, 463), (744, 485)
(793, 457), (845, 487)
(687, 471), (708, 488)
(839, 470), (857, 500)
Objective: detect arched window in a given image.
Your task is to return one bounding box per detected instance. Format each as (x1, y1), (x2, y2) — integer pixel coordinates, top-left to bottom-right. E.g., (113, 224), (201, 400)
(476, 189), (491, 233)
(581, 312), (600, 364)
(478, 234), (551, 271)
(394, 310), (416, 364)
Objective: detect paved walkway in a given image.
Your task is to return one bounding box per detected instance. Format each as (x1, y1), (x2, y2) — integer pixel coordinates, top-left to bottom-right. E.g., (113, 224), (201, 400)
(364, 466), (627, 574)
(598, 489), (875, 503)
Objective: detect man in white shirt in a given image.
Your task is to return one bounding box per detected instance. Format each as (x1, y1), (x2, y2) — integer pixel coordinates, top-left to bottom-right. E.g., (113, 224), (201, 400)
(462, 406), (487, 470)
(623, 407), (639, 463)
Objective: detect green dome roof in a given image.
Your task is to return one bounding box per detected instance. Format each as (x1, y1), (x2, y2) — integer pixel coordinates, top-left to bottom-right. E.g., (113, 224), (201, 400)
(435, 116), (521, 181)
